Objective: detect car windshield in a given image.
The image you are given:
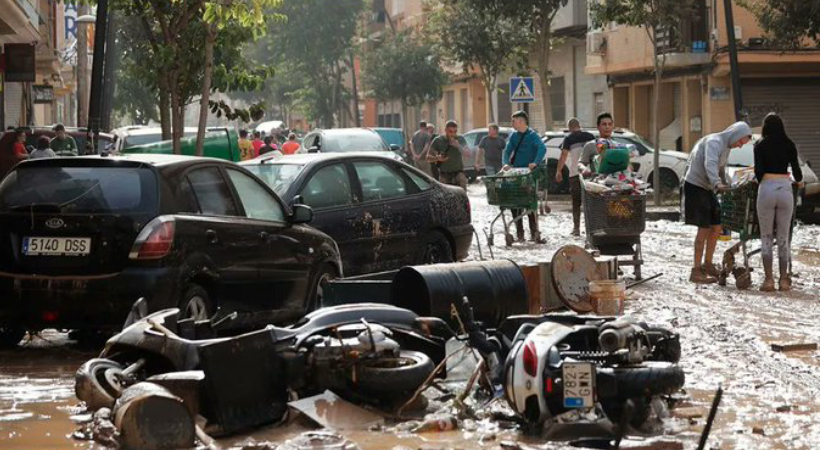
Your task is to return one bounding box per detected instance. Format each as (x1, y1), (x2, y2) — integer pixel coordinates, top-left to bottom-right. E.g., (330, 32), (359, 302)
(0, 166), (158, 214)
(244, 163), (306, 196)
(322, 131), (389, 152)
(375, 130), (404, 149)
(727, 143), (756, 167)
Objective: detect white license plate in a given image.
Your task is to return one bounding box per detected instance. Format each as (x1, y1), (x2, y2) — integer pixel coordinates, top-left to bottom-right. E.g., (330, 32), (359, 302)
(563, 362), (595, 409)
(23, 237), (91, 256)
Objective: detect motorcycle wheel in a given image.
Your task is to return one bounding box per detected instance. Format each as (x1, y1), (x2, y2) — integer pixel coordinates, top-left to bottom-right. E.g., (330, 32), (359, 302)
(611, 361), (685, 398)
(75, 358), (125, 411)
(354, 350), (434, 398)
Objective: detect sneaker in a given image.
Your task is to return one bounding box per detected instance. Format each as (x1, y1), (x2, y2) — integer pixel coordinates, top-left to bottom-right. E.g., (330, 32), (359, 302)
(778, 276), (792, 291)
(702, 264), (721, 278)
(530, 232), (546, 244)
(690, 267), (717, 284)
(760, 277), (776, 292)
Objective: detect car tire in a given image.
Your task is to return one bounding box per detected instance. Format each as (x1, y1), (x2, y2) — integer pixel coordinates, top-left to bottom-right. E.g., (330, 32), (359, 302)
(649, 169), (680, 200)
(307, 264), (338, 312)
(75, 358), (125, 410)
(0, 327), (25, 349)
(611, 361), (686, 398)
(419, 231), (454, 265)
(355, 350), (435, 398)
(179, 284), (213, 321)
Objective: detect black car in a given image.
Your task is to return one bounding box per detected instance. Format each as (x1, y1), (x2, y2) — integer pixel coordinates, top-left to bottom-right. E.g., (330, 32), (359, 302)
(0, 155), (341, 347)
(242, 153), (473, 275)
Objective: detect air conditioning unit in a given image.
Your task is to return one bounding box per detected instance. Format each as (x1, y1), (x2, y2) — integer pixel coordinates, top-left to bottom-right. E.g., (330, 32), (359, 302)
(587, 31), (607, 55)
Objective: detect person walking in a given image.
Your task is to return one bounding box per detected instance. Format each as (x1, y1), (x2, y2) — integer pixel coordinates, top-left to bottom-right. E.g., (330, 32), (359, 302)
(282, 133), (300, 155)
(501, 111), (547, 243)
(259, 136), (281, 156)
(754, 113), (802, 292)
(49, 124), (78, 156)
(556, 118), (595, 236)
(428, 120), (467, 190)
(409, 121), (432, 171)
(683, 121), (752, 284)
(30, 136), (57, 159)
(238, 129), (255, 161)
(252, 131), (264, 156)
(476, 124), (506, 177)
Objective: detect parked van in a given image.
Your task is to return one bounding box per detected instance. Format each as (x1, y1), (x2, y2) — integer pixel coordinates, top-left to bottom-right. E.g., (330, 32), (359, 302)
(121, 128), (241, 162)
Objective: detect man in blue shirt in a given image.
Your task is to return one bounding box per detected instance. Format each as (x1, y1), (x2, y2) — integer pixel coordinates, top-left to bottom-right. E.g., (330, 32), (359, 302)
(502, 111), (547, 243)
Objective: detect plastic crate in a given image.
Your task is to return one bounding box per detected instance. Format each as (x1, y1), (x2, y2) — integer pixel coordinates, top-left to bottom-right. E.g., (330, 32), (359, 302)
(719, 182), (759, 240)
(582, 189), (646, 237)
(484, 170), (540, 210)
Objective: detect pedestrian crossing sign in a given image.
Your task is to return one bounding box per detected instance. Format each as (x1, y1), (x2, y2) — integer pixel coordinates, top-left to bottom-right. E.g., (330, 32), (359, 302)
(510, 77), (535, 103)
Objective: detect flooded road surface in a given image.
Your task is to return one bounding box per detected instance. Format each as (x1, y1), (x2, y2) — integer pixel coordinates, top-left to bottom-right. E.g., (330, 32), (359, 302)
(1, 183), (818, 449)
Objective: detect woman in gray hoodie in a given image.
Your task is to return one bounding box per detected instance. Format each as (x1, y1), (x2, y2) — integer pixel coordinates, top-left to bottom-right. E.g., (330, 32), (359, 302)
(683, 121), (752, 284)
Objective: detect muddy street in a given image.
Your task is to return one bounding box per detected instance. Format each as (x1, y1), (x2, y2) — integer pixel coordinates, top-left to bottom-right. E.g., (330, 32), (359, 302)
(1, 183), (818, 450)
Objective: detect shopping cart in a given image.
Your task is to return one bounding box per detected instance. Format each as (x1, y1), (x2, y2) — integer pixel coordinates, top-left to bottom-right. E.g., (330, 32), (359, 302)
(484, 168), (541, 247)
(717, 182), (798, 289)
(581, 182), (647, 280)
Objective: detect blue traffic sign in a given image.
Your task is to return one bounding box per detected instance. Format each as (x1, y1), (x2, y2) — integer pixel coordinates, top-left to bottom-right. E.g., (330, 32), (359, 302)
(510, 77), (535, 103)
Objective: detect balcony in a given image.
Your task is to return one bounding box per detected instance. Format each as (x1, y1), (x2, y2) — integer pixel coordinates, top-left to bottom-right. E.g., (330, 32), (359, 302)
(554, 0), (588, 38)
(655, 13), (710, 68)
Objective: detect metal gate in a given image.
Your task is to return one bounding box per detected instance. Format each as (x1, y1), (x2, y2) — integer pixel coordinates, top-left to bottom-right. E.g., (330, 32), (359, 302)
(743, 78), (820, 167)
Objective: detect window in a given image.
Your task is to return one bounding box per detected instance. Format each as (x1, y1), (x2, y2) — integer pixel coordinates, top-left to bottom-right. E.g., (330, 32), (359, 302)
(594, 92), (605, 117)
(445, 91), (456, 121)
(187, 167), (238, 216)
(226, 169), (286, 222)
(354, 162), (407, 202)
(301, 164), (353, 209)
(402, 168), (431, 191)
(550, 77), (566, 122)
(244, 163), (306, 196)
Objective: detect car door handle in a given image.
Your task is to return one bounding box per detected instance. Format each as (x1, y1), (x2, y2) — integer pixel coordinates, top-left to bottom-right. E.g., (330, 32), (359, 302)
(205, 229), (219, 244)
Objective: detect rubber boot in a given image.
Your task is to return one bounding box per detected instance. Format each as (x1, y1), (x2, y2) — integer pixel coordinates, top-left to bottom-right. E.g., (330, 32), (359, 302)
(779, 266), (792, 292)
(760, 257), (776, 292)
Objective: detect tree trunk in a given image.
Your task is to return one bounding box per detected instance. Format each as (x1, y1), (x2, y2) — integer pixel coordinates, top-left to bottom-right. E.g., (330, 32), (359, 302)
(536, 27), (554, 131)
(652, 54), (663, 205)
(195, 26), (215, 157)
(400, 99), (409, 150)
(350, 50), (360, 127)
(484, 74), (496, 124)
(159, 77), (171, 140)
(170, 78), (183, 155)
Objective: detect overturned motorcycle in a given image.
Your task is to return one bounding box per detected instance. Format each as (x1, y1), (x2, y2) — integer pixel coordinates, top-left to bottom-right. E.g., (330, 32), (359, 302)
(76, 301), (449, 435)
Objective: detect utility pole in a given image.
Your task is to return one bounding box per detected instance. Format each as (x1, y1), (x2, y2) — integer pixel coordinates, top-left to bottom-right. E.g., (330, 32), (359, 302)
(76, 4), (90, 128)
(87, 0), (109, 153)
(723, 0), (744, 122)
(101, 11), (117, 133)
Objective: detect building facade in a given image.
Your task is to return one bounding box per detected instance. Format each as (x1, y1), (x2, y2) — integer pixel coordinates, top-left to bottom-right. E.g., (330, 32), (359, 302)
(587, 0), (820, 165)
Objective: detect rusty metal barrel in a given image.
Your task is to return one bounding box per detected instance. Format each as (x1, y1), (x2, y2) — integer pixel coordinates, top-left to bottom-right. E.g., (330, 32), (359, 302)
(391, 260), (528, 327)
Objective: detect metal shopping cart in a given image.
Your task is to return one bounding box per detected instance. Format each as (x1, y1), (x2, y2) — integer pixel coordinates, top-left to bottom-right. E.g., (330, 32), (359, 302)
(484, 168), (541, 247)
(581, 182), (647, 280)
(717, 181), (798, 289)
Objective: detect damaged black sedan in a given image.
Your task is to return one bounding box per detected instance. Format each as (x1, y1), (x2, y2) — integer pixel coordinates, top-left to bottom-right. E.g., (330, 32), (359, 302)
(243, 153), (473, 275)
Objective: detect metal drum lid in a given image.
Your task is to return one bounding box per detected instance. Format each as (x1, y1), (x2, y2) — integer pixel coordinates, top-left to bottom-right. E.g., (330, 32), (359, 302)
(551, 245), (604, 313)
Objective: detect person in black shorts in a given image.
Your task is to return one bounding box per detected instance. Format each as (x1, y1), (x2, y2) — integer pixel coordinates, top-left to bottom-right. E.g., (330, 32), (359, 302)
(683, 121), (752, 284)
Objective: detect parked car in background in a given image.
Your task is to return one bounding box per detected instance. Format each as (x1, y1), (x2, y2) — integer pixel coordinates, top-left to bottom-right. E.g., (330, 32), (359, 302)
(242, 153), (473, 275)
(0, 154), (341, 347)
(542, 129), (689, 197)
(112, 126), (239, 153)
(24, 127), (115, 155)
(722, 135), (819, 222)
(372, 127), (409, 162)
(122, 128), (241, 162)
(299, 128), (405, 162)
(461, 127), (515, 181)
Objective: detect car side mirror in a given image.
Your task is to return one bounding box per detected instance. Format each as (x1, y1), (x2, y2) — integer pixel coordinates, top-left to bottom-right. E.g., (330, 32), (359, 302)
(291, 195), (305, 206)
(291, 203), (314, 224)
(390, 144), (401, 152)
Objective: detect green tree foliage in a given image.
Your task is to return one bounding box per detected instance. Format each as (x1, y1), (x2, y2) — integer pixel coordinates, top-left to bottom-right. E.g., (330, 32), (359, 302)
(590, 0), (697, 204)
(739, 0), (820, 49)
(363, 30), (448, 140)
(464, 0), (568, 129)
(428, 0), (530, 123)
(254, 0), (364, 128)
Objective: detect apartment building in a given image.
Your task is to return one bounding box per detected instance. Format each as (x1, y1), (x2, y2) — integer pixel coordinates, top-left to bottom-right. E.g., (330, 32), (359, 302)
(587, 0), (820, 165)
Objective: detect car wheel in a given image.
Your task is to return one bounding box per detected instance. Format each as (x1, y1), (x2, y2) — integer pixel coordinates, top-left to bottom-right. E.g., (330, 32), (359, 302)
(308, 264), (338, 312)
(75, 358), (126, 410)
(650, 169), (680, 200)
(419, 231), (454, 265)
(179, 284), (213, 321)
(0, 327), (25, 349)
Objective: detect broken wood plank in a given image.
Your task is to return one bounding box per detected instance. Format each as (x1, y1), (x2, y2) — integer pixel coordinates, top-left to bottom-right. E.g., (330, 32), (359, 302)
(771, 342), (818, 352)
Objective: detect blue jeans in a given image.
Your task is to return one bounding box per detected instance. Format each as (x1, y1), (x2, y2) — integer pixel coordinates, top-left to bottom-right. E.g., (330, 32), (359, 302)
(484, 165), (497, 176)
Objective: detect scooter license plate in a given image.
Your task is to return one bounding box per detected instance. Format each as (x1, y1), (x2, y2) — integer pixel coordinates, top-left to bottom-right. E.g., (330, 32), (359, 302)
(563, 362), (595, 409)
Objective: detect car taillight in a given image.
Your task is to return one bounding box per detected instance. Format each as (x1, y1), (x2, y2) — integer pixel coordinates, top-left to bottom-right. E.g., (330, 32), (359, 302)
(523, 341), (538, 377)
(545, 377), (554, 394)
(130, 217), (175, 260)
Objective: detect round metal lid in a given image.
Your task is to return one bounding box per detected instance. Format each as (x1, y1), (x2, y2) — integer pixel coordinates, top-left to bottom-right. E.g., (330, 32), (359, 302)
(551, 245), (604, 313)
